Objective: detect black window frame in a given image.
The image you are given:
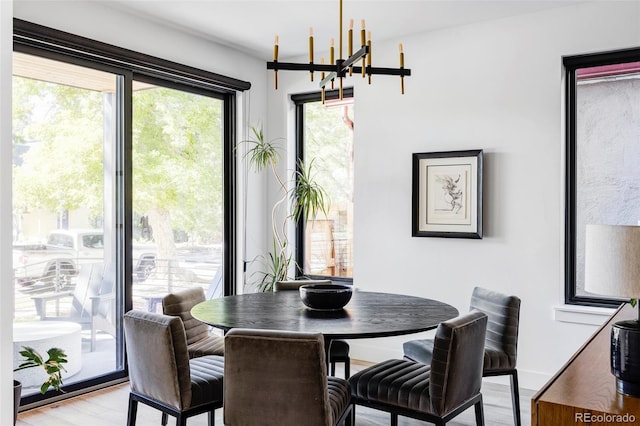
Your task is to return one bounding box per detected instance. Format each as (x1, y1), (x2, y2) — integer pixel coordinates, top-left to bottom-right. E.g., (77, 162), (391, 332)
(292, 88), (354, 284)
(564, 46), (640, 307)
(13, 17), (248, 406)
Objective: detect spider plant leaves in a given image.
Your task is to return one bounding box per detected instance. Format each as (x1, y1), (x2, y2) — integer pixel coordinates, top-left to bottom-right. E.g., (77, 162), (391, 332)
(292, 158), (329, 223)
(243, 125), (282, 173)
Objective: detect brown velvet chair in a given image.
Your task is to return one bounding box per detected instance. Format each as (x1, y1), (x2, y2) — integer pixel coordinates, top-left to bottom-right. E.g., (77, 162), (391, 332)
(274, 279), (351, 378)
(162, 287), (225, 357)
(123, 310), (224, 426)
(223, 328), (353, 426)
(349, 311), (488, 426)
(403, 286), (522, 426)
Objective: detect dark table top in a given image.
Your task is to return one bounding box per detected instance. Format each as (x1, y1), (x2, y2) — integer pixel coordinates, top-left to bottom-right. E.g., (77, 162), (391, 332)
(191, 290), (459, 340)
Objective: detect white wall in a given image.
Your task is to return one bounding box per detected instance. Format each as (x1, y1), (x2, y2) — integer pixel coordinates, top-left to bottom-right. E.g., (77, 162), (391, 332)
(1, 3), (14, 425)
(269, 1), (640, 391)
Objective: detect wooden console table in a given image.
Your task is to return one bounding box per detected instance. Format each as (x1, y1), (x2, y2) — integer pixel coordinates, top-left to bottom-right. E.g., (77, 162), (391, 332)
(532, 303), (640, 425)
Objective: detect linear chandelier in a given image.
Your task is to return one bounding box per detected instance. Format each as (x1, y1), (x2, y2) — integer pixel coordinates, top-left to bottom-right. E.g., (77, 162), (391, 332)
(267, 0), (411, 102)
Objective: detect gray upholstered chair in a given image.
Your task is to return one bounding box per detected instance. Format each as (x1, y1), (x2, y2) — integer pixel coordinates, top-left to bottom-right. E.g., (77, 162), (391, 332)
(223, 328), (353, 426)
(349, 311), (488, 426)
(162, 287), (225, 357)
(403, 286), (522, 426)
(123, 310), (224, 426)
(275, 279), (351, 378)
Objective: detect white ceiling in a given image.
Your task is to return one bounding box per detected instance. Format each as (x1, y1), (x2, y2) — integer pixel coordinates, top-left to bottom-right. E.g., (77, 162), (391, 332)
(108, 1), (582, 60)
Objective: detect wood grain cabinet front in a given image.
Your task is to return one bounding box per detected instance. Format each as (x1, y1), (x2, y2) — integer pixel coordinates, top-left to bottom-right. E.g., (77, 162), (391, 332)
(532, 304), (640, 425)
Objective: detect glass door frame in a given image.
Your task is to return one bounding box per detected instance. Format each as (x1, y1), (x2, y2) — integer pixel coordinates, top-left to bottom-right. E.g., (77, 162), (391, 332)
(13, 18), (244, 407)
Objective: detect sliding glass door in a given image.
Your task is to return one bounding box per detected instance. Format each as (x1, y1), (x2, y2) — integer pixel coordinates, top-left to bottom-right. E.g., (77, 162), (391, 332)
(12, 20), (239, 406)
(131, 79), (225, 311)
(12, 52), (124, 401)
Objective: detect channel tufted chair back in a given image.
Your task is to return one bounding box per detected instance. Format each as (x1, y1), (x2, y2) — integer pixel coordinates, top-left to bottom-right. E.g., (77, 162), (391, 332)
(349, 311), (488, 426)
(469, 286), (520, 372)
(429, 311), (487, 416)
(163, 287), (225, 357)
(124, 310), (224, 426)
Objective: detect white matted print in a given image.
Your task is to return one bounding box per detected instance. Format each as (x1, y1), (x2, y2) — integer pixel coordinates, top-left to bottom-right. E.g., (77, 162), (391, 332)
(412, 150), (483, 239)
(427, 164), (470, 224)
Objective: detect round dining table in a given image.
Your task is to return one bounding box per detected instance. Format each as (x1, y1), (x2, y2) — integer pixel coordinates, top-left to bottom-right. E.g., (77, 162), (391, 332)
(191, 290), (459, 340)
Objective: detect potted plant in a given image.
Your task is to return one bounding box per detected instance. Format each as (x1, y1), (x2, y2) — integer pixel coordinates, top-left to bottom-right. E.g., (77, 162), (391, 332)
(13, 346), (68, 424)
(244, 125), (329, 291)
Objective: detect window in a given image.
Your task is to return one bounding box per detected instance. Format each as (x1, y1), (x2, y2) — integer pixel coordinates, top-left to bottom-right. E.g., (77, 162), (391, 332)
(564, 47), (640, 307)
(293, 89), (354, 281)
(131, 78), (227, 304)
(13, 18), (247, 407)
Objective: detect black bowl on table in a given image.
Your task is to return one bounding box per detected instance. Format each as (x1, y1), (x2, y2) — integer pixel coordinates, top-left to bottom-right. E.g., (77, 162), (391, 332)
(299, 283), (353, 311)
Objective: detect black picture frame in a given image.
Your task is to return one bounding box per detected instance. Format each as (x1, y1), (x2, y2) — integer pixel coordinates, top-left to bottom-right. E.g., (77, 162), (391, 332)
(412, 150), (483, 239)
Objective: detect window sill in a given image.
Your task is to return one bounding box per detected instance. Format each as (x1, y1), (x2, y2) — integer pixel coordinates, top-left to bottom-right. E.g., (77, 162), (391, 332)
(553, 304), (615, 326)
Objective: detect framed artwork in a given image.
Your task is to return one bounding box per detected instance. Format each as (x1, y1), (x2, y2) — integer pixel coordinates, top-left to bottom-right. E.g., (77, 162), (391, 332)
(412, 150), (483, 239)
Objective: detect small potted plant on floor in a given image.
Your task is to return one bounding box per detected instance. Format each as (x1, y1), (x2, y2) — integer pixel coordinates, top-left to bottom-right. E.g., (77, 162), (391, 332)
(13, 346), (68, 425)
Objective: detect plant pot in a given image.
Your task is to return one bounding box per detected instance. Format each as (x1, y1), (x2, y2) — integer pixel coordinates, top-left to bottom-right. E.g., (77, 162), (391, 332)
(14, 380), (22, 425)
(611, 320), (640, 396)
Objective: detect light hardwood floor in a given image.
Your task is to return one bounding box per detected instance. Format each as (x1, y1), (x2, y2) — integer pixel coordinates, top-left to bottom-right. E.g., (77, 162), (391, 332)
(16, 362), (534, 426)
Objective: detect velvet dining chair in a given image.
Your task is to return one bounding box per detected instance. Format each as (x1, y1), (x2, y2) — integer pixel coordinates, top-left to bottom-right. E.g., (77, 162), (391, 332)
(162, 287), (225, 358)
(349, 310), (488, 426)
(123, 310), (224, 426)
(403, 286), (522, 426)
(223, 328), (352, 426)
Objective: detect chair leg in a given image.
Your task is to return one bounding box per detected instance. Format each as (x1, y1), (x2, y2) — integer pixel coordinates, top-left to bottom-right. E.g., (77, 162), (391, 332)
(342, 405), (352, 426)
(126, 395), (138, 426)
(176, 413), (187, 426)
(391, 412), (398, 426)
(474, 395), (485, 426)
(510, 370), (522, 426)
(161, 412), (168, 425)
(208, 409), (215, 426)
(331, 361), (336, 376)
(344, 359), (350, 379)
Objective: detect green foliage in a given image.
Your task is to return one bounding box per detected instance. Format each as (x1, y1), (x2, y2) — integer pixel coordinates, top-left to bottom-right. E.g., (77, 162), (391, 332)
(12, 77), (104, 217)
(256, 239), (291, 292)
(12, 77), (225, 255)
(304, 103), (353, 208)
(292, 159), (329, 223)
(244, 125), (329, 291)
(631, 298), (637, 308)
(14, 346), (68, 394)
(243, 126), (281, 172)
(132, 86), (224, 245)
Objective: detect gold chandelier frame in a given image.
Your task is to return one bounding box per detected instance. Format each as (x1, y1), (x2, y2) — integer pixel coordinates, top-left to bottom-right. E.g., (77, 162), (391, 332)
(267, 0), (411, 101)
